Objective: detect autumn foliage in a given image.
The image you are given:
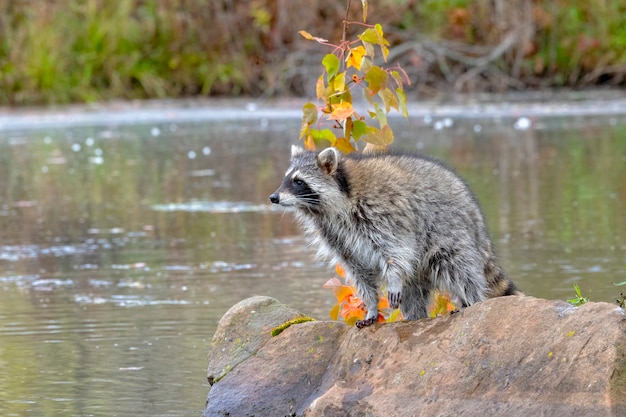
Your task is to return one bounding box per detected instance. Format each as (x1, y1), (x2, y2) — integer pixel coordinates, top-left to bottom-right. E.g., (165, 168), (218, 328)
(323, 265), (403, 326)
(324, 264), (457, 325)
(428, 291), (457, 318)
(298, 3), (409, 154)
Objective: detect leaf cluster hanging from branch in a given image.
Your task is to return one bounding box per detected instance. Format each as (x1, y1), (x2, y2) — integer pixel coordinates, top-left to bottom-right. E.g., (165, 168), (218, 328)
(298, 2), (409, 154)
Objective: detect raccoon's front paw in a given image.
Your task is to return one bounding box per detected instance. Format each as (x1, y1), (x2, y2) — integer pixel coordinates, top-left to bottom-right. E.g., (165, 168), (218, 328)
(355, 316), (377, 328)
(388, 291), (402, 309)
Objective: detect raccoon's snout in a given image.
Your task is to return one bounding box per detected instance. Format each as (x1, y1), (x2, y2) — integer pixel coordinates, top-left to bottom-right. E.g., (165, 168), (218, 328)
(269, 193), (280, 204)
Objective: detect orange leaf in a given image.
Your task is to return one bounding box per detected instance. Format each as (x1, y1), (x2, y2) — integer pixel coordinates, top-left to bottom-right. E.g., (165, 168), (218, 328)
(323, 278), (355, 303)
(336, 286), (355, 304)
(377, 312), (385, 323)
(340, 294), (366, 320)
(304, 134), (316, 151)
(335, 264), (346, 278)
(328, 102), (355, 121)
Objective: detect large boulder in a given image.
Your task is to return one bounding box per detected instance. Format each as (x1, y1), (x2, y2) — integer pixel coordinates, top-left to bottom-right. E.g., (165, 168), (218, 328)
(205, 295), (307, 386)
(203, 296), (626, 417)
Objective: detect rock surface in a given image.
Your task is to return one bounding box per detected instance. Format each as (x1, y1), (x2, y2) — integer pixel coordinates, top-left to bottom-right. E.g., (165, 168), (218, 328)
(203, 296), (626, 417)
(205, 295), (307, 385)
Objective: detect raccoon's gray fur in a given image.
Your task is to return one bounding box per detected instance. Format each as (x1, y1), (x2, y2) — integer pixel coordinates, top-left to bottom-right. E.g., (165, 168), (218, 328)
(269, 146), (521, 328)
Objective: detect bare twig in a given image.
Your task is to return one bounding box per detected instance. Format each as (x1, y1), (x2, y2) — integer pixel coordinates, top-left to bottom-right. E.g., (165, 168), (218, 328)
(341, 0), (352, 58)
(386, 29), (522, 92)
(453, 30), (519, 91)
(580, 63), (626, 86)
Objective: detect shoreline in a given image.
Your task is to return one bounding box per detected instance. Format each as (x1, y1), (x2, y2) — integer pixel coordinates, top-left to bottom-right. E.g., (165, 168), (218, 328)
(0, 90), (625, 131)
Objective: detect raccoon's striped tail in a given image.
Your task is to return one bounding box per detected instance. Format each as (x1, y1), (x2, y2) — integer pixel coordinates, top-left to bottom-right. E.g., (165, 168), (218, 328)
(484, 257), (523, 298)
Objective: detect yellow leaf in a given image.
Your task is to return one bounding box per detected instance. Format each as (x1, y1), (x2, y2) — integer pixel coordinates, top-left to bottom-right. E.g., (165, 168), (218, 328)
(328, 87), (352, 108)
(362, 124), (394, 147)
(346, 46), (367, 71)
(386, 308), (403, 323)
(329, 304), (340, 321)
(344, 117), (353, 143)
(379, 87), (399, 113)
(428, 291), (456, 318)
(358, 24), (390, 61)
(375, 24), (390, 61)
(396, 88), (408, 118)
(298, 30), (328, 43)
(300, 102), (318, 139)
(335, 264), (346, 278)
(298, 30), (314, 40)
(316, 75), (326, 100)
(381, 44), (389, 62)
(334, 136), (357, 154)
(391, 70), (404, 89)
(302, 102), (318, 123)
(328, 102), (355, 121)
(332, 72), (346, 94)
(304, 134), (316, 150)
(361, 0), (368, 22)
(345, 316), (360, 326)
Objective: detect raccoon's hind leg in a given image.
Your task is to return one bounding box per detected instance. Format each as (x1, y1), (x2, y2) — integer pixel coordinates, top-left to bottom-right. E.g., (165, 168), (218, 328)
(399, 279), (430, 320)
(427, 246), (488, 310)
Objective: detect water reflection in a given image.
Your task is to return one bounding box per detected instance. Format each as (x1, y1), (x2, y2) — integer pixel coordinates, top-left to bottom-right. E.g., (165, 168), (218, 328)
(0, 105), (624, 416)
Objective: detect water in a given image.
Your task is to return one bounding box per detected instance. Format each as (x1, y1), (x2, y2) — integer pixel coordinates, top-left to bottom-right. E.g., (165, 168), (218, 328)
(0, 100), (625, 416)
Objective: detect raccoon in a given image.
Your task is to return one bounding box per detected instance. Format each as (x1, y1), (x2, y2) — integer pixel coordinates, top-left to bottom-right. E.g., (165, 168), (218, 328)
(269, 146), (521, 328)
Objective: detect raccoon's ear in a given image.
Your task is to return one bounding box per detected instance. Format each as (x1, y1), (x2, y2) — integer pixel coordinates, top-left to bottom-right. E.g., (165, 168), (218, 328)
(317, 147), (339, 176)
(291, 145), (305, 158)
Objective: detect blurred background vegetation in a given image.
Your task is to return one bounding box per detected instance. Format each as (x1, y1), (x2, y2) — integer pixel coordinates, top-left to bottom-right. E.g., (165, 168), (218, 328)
(1, 0), (625, 105)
